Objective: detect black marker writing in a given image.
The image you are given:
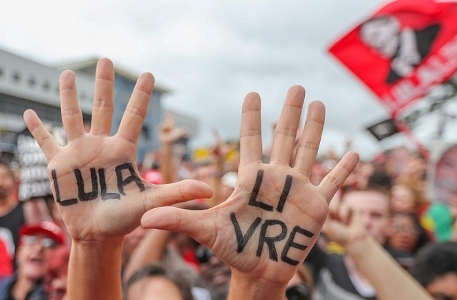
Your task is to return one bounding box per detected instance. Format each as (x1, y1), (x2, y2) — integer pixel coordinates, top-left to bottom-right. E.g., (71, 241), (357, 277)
(256, 219), (287, 261)
(52, 162), (144, 206)
(98, 168), (120, 200)
(230, 212), (262, 253)
(277, 175), (292, 213)
(52, 170), (78, 206)
(281, 225), (314, 266)
(248, 170), (273, 211)
(75, 168), (98, 201)
(115, 163), (145, 195)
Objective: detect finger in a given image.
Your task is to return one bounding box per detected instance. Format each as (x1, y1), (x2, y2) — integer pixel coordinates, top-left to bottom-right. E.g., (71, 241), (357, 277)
(318, 151), (359, 203)
(60, 71), (85, 141)
(294, 101), (325, 176)
(141, 207), (213, 246)
(117, 72), (155, 144)
(239, 92), (263, 166)
(269, 86), (305, 165)
(145, 179), (212, 210)
(91, 58), (115, 135)
(23, 110), (60, 162)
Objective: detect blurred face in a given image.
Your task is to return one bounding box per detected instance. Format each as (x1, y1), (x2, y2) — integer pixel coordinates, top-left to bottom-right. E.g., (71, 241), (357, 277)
(0, 164), (14, 200)
(387, 214), (419, 253)
(426, 273), (457, 300)
(434, 146), (457, 205)
(17, 234), (56, 280)
(391, 185), (415, 212)
(343, 190), (390, 244)
(361, 17), (400, 58)
(127, 277), (184, 300)
(47, 266), (68, 300)
(196, 246), (231, 300)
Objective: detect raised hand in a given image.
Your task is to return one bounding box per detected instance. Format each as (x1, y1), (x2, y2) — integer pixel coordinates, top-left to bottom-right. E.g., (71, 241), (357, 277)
(23, 58), (212, 242)
(158, 112), (188, 146)
(141, 86), (359, 298)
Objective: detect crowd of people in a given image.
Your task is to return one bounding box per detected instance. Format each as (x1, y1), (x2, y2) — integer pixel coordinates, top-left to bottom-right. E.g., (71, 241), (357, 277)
(0, 58), (456, 300)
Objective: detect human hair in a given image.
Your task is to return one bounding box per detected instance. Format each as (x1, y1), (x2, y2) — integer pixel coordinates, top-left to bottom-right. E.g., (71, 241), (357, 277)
(0, 159), (14, 179)
(341, 185), (393, 217)
(124, 263), (194, 300)
(394, 176), (429, 208)
(409, 241), (457, 287)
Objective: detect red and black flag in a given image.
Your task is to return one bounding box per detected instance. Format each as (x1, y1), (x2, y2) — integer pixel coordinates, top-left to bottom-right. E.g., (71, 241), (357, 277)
(329, 0), (457, 116)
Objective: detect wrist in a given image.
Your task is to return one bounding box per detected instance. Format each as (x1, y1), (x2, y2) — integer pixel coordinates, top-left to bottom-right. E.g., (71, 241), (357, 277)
(344, 234), (373, 257)
(228, 269), (287, 300)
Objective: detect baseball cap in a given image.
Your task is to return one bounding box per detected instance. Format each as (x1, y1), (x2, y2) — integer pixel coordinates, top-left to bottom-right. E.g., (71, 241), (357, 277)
(19, 221), (65, 246)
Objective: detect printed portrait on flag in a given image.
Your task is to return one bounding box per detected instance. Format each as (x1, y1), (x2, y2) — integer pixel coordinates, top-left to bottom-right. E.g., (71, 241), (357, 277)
(360, 16), (440, 84)
(329, 0), (457, 115)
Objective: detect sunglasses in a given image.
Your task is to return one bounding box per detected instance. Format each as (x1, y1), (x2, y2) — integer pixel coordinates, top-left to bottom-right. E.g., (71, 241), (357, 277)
(21, 235), (57, 248)
(431, 293), (456, 300)
(286, 282), (312, 300)
(195, 246), (214, 264)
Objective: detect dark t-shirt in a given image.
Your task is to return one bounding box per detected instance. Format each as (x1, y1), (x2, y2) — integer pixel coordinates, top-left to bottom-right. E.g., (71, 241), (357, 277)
(306, 245), (377, 300)
(0, 202), (25, 269)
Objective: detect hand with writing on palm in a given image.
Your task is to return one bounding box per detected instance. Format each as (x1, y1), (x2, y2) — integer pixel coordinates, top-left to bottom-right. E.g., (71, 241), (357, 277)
(23, 58), (212, 242)
(141, 86), (359, 291)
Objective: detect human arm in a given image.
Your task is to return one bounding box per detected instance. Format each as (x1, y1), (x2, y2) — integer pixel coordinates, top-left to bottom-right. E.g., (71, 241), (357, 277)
(158, 112), (188, 184)
(323, 199), (432, 300)
(141, 86), (359, 300)
(23, 58), (212, 300)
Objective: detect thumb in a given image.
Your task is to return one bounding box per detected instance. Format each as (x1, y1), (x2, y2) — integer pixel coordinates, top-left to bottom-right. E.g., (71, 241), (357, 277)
(141, 207), (215, 247)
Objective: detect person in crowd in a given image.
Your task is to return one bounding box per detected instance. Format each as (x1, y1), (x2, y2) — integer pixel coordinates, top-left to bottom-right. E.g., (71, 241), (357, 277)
(286, 263), (314, 300)
(410, 241), (457, 300)
(194, 245), (231, 300)
(124, 263), (195, 300)
(0, 161), (51, 276)
(385, 212), (421, 269)
(422, 144), (457, 242)
(22, 58), (359, 300)
(306, 187), (392, 299)
(44, 245), (70, 300)
(0, 221), (65, 299)
(315, 195), (431, 300)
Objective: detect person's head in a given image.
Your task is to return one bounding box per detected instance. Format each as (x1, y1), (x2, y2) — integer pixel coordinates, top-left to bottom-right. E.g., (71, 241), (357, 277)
(386, 212), (419, 253)
(360, 15), (401, 58)
(391, 184), (416, 212)
(0, 160), (15, 202)
(124, 263), (194, 300)
(17, 221), (65, 281)
(195, 245), (231, 300)
(341, 187), (391, 244)
(45, 245), (70, 300)
(433, 145), (457, 205)
(410, 241), (457, 300)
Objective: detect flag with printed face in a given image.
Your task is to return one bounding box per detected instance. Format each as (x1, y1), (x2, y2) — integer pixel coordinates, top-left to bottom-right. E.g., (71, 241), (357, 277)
(329, 0), (457, 116)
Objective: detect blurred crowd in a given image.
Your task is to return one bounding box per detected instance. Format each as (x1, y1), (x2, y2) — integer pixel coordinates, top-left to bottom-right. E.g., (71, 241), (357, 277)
(0, 112), (456, 300)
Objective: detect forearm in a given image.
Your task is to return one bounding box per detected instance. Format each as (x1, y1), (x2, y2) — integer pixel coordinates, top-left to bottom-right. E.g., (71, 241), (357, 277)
(123, 229), (171, 282)
(345, 236), (431, 300)
(228, 269), (287, 300)
(69, 238), (124, 300)
(160, 143), (175, 184)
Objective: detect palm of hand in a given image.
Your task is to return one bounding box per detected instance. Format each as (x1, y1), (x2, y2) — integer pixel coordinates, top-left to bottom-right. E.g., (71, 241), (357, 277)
(24, 59), (212, 242)
(141, 86), (359, 285)
(208, 163), (329, 283)
(48, 135), (144, 240)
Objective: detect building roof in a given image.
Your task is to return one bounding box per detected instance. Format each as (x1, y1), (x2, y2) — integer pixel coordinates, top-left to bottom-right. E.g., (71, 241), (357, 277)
(56, 57), (171, 94)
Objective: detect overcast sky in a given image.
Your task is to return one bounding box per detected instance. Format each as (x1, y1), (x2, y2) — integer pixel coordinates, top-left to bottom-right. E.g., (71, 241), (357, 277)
(0, 0), (423, 160)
